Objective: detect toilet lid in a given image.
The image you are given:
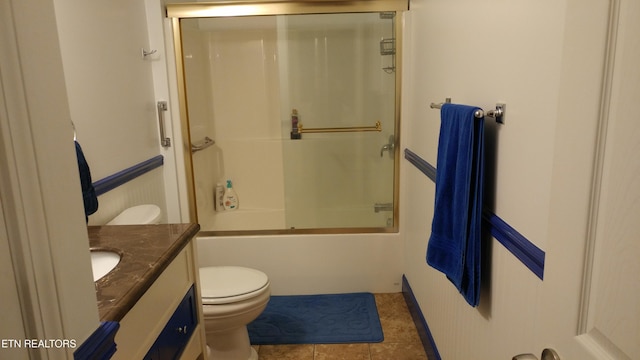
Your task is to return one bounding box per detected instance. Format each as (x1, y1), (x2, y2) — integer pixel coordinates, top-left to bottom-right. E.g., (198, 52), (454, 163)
(199, 266), (269, 300)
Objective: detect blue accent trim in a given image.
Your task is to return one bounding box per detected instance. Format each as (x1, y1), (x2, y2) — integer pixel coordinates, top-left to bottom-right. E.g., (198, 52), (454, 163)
(93, 155), (164, 196)
(74, 321), (119, 360)
(402, 275), (441, 360)
(404, 148), (545, 280)
(404, 148), (436, 182)
(482, 210), (545, 279)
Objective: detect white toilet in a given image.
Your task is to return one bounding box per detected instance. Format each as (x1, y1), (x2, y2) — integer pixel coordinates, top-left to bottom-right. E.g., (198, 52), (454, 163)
(199, 266), (271, 360)
(107, 204), (161, 225)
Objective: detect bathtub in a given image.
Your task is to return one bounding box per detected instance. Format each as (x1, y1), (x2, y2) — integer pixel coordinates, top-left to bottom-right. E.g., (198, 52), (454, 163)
(196, 232), (403, 295)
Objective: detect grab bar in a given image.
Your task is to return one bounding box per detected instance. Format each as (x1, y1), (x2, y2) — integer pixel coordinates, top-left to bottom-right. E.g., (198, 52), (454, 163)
(297, 121), (382, 134)
(157, 101), (171, 147)
(430, 98), (505, 124)
(191, 136), (215, 154)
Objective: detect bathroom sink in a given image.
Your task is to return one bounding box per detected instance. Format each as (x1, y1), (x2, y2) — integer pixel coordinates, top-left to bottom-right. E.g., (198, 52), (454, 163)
(90, 250), (121, 281)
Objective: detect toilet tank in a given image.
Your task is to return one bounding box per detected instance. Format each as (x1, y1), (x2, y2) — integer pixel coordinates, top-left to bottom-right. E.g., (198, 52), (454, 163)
(107, 204), (161, 225)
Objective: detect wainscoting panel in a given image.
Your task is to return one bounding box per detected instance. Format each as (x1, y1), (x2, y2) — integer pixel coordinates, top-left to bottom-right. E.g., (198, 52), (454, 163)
(87, 157), (167, 225)
(404, 148), (545, 279)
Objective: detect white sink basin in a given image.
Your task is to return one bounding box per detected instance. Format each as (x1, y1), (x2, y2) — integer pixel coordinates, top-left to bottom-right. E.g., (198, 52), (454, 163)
(90, 250), (121, 281)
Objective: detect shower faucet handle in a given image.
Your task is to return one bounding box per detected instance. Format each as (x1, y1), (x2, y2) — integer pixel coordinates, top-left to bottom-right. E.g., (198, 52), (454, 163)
(380, 135), (395, 157)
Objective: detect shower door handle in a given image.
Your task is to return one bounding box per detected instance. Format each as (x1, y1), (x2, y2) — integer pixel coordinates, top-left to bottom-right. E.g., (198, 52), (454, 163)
(380, 135), (395, 157)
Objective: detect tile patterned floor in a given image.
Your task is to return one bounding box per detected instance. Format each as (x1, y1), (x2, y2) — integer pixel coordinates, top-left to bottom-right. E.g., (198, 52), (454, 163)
(252, 293), (429, 360)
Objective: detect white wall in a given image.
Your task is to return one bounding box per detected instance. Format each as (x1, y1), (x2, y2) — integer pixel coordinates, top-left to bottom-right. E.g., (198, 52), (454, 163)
(401, 0), (609, 358)
(0, 0), (100, 356)
(1, 1), (179, 356)
(53, 0), (170, 225)
(53, 0), (159, 179)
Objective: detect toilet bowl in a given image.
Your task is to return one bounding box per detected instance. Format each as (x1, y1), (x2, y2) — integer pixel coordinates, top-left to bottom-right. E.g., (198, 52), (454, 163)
(200, 266), (271, 360)
(107, 204), (161, 225)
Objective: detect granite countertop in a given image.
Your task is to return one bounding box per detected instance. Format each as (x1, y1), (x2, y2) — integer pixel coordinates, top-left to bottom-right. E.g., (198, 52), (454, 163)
(89, 223), (200, 322)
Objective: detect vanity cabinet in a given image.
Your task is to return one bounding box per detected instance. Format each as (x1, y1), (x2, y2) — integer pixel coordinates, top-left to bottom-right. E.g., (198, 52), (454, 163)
(145, 285), (197, 360)
(112, 240), (207, 360)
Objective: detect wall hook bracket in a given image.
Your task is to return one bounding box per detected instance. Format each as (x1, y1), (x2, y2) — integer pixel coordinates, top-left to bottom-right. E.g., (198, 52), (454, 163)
(489, 103), (506, 124)
(142, 48), (157, 59)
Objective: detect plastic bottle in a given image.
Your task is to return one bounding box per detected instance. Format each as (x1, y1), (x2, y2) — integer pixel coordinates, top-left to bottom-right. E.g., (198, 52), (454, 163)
(222, 180), (239, 210)
(214, 183), (225, 211)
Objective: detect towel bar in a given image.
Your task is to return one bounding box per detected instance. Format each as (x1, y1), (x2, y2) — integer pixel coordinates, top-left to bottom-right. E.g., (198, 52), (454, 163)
(297, 121), (382, 134)
(430, 99), (505, 124)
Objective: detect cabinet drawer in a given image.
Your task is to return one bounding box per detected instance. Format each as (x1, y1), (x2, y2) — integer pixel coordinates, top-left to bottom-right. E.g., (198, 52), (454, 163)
(144, 285), (197, 360)
(114, 246), (192, 359)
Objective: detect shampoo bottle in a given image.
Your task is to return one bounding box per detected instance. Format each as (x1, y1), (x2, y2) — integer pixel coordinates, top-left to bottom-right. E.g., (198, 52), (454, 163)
(222, 180), (239, 210)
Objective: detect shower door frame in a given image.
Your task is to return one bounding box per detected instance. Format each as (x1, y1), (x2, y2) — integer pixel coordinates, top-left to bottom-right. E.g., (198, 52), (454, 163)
(167, 0), (407, 235)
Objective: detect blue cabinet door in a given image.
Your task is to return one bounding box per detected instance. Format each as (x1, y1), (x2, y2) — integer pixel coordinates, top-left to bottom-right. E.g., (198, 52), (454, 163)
(145, 285), (198, 360)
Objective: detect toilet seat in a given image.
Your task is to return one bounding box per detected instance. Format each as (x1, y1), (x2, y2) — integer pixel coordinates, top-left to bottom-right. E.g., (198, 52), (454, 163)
(200, 266), (270, 305)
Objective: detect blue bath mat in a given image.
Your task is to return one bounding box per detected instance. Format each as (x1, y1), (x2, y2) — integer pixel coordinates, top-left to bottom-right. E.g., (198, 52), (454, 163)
(247, 292), (383, 345)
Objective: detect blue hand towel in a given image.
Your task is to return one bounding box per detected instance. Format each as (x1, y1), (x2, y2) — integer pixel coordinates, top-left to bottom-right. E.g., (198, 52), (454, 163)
(75, 141), (98, 222)
(427, 103), (484, 307)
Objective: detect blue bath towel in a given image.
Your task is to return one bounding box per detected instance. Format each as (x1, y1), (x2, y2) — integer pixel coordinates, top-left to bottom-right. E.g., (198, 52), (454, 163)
(427, 103), (484, 307)
(75, 141), (98, 222)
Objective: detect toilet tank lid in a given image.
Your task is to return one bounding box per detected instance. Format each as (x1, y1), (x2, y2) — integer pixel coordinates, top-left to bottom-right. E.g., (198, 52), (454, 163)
(199, 266), (269, 299)
(107, 204), (161, 225)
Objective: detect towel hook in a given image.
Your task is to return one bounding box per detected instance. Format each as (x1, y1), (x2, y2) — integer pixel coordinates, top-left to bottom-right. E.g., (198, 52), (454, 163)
(142, 48), (157, 59)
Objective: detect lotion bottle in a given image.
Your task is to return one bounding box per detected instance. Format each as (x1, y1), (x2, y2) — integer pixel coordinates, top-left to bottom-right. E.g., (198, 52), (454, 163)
(222, 180), (239, 210)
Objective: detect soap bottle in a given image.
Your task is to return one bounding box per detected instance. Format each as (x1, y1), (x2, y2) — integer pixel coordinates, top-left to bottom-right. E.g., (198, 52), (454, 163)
(214, 183), (225, 211)
(222, 180), (239, 210)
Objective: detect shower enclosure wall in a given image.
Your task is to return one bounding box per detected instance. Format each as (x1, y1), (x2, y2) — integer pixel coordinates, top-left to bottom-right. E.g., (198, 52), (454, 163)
(175, 8), (401, 233)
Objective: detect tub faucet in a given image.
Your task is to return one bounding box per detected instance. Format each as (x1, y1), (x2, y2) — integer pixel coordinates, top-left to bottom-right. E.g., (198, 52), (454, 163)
(380, 135), (395, 157)
(374, 202), (393, 213)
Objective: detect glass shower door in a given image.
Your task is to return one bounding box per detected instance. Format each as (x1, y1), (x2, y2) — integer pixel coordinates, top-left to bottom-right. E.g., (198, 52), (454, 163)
(279, 13), (397, 229)
(178, 11), (399, 232)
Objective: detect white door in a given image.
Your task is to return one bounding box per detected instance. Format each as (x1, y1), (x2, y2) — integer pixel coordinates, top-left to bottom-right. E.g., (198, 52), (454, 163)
(525, 0), (640, 359)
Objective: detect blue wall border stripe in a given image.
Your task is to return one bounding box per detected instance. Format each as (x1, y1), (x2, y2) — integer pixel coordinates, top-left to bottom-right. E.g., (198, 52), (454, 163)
(404, 148), (437, 182)
(74, 321), (119, 360)
(403, 148), (545, 280)
(93, 155), (164, 196)
(482, 210), (545, 279)
(402, 275), (441, 360)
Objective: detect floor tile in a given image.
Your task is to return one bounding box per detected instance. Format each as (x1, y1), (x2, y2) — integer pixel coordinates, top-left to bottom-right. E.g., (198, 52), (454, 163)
(375, 293), (415, 322)
(375, 293), (423, 344)
(257, 344), (314, 360)
(370, 342), (429, 360)
(314, 343), (371, 360)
